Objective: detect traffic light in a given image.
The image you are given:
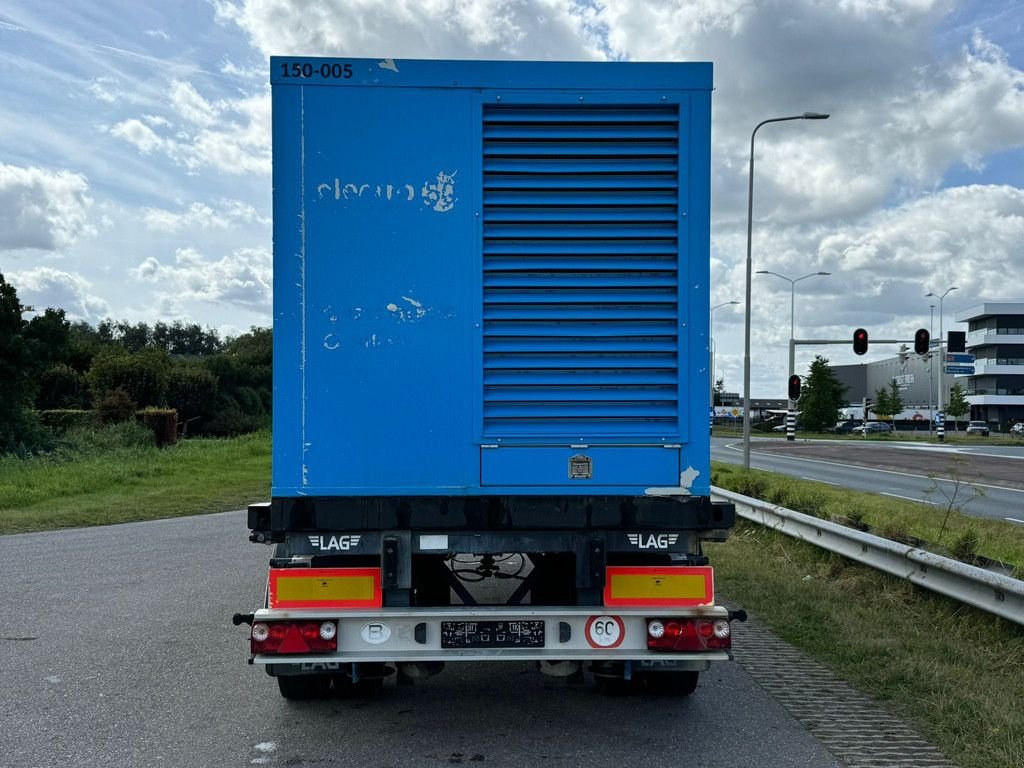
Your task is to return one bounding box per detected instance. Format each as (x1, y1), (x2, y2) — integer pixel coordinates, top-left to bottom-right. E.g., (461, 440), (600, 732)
(853, 328), (868, 355)
(914, 328), (930, 356)
(948, 331), (966, 353)
(788, 374), (801, 401)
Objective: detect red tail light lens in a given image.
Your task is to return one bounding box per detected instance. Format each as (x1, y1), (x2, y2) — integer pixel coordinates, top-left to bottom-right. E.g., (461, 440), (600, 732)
(647, 618), (731, 652)
(251, 621), (338, 655)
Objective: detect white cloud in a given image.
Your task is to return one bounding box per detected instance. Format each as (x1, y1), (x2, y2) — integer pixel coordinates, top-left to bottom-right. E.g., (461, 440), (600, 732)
(144, 29), (171, 40)
(169, 80), (218, 127)
(212, 0), (606, 60)
(109, 118), (164, 154)
(87, 77), (118, 103)
(133, 245), (272, 310)
(0, 163), (93, 251)
(599, 1), (1024, 223)
(112, 82), (270, 175)
(7, 267), (109, 321)
(142, 199), (270, 232)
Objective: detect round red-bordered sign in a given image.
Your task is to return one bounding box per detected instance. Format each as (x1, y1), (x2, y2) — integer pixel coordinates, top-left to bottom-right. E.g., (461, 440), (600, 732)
(585, 615), (625, 649)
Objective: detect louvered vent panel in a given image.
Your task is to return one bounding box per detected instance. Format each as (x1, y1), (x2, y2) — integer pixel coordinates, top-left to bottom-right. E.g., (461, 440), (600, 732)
(482, 104), (681, 437)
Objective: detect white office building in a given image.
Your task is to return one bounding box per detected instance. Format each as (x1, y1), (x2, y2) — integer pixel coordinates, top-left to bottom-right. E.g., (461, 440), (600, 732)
(954, 302), (1024, 428)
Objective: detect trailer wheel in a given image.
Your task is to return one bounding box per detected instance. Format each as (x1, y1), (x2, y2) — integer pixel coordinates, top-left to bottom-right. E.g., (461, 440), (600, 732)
(642, 670), (699, 696)
(277, 674), (331, 700)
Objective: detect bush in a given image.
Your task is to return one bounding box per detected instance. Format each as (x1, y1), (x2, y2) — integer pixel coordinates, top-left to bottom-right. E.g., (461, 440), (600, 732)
(58, 421), (156, 454)
(950, 528), (980, 564)
(37, 364), (89, 409)
(166, 365), (219, 427)
(137, 408), (178, 447)
(38, 409), (97, 433)
(95, 389), (137, 424)
(203, 409), (267, 437)
(86, 348), (171, 407)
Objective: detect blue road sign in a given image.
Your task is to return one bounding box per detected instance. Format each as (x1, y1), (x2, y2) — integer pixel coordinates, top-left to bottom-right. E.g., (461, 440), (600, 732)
(944, 365), (975, 375)
(945, 353), (975, 364)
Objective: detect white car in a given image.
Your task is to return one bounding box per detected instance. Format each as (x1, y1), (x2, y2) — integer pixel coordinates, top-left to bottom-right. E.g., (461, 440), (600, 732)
(1011, 423), (1024, 435)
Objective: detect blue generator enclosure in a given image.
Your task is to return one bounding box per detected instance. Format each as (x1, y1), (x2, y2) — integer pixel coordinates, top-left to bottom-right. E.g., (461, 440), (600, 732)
(271, 57), (712, 498)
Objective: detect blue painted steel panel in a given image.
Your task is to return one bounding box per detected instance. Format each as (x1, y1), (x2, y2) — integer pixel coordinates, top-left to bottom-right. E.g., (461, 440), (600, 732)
(481, 447), (680, 487)
(271, 57), (712, 497)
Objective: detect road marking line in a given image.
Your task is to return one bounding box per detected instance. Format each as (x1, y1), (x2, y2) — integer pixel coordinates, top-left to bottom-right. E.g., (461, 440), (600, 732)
(1005, 517), (1024, 525)
(881, 492), (935, 505)
(720, 442), (1024, 495)
(802, 476), (838, 485)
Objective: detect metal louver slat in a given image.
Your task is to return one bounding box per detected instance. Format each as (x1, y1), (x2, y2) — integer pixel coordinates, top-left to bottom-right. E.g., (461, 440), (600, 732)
(482, 103), (681, 438)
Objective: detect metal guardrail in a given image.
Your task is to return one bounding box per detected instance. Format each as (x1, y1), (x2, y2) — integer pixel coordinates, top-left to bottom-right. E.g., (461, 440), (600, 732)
(711, 486), (1024, 626)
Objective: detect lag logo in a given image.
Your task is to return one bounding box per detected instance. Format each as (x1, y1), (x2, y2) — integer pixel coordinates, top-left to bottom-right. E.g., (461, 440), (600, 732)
(628, 533), (679, 550)
(308, 534), (362, 551)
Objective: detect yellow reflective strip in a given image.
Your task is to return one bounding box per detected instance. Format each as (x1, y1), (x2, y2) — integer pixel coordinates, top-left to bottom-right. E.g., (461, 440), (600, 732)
(276, 574), (375, 603)
(610, 573), (706, 599)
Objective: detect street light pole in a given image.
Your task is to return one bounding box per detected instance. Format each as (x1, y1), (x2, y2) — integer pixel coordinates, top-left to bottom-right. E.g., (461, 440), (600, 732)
(929, 303), (935, 434)
(710, 300), (739, 434)
(754, 271), (830, 441)
(742, 113), (830, 469)
(926, 286), (958, 442)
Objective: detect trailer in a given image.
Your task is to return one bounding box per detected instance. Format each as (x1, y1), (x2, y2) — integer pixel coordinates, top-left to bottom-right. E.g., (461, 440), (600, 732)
(237, 56), (738, 699)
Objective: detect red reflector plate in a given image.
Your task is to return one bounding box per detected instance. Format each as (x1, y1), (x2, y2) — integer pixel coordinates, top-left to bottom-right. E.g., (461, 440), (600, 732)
(603, 566), (714, 607)
(268, 568), (382, 609)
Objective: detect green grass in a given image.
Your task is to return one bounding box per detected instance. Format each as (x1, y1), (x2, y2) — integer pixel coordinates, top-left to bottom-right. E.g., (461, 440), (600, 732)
(713, 425), (1024, 446)
(713, 461), (1024, 570)
(709, 523), (1024, 768)
(0, 429), (270, 534)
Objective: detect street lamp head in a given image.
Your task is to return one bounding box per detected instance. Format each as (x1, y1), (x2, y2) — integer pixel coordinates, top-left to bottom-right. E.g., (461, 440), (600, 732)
(755, 270), (769, 274)
(802, 112), (830, 120)
(817, 271), (831, 276)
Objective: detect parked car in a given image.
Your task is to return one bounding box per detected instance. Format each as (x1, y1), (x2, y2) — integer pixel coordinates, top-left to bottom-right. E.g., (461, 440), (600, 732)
(966, 420), (990, 436)
(1011, 423), (1024, 435)
(853, 421), (892, 434)
(829, 420), (861, 435)
(772, 422), (803, 432)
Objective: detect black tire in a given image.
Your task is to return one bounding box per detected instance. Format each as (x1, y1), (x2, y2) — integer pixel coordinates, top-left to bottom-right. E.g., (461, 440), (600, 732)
(333, 662), (387, 698)
(277, 674), (331, 700)
(642, 670), (699, 696)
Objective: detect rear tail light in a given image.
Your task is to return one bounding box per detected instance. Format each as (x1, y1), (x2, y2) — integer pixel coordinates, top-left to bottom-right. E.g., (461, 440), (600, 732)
(250, 621), (338, 655)
(647, 618), (731, 651)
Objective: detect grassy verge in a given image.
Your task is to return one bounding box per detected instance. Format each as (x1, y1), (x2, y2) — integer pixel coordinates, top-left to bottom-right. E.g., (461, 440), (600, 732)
(712, 426), (1024, 445)
(0, 429), (270, 534)
(708, 523), (1024, 768)
(713, 461), (1024, 571)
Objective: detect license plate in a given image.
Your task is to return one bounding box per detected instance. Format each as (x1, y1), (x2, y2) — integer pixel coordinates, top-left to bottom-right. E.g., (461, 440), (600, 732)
(440, 620), (545, 649)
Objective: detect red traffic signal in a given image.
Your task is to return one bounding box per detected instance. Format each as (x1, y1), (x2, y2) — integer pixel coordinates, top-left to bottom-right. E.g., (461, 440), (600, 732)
(853, 328), (868, 355)
(788, 375), (801, 401)
(914, 328), (930, 356)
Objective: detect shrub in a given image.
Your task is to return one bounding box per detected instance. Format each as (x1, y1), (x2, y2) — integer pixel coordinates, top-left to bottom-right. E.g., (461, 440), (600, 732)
(204, 409), (266, 437)
(37, 409), (98, 433)
(950, 528), (980, 564)
(95, 389), (137, 424)
(166, 365), (219, 426)
(37, 363), (89, 409)
(58, 421), (156, 454)
(137, 408), (178, 447)
(86, 348), (171, 407)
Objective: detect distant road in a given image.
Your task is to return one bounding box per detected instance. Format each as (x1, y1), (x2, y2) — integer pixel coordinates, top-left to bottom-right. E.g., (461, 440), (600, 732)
(711, 436), (1024, 524)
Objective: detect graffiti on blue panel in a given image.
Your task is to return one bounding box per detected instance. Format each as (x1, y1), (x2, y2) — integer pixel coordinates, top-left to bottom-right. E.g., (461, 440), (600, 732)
(315, 170), (457, 212)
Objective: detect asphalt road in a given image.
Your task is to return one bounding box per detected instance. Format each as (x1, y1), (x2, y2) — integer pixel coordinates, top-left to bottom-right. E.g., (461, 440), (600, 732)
(1, 511), (842, 768)
(712, 436), (1024, 523)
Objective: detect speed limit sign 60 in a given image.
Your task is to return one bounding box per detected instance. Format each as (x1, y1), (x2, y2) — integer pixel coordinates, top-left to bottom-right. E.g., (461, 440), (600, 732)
(585, 615), (625, 649)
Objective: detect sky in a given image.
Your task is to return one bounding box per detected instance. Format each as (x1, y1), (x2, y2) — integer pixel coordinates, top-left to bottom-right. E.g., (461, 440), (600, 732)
(1, 0), (1023, 397)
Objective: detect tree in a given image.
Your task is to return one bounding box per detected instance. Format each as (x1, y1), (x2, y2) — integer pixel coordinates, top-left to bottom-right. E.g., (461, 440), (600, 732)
(870, 384), (893, 421)
(887, 379), (905, 422)
(796, 356), (847, 432)
(713, 376), (726, 406)
(86, 347), (172, 408)
(946, 383), (970, 431)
